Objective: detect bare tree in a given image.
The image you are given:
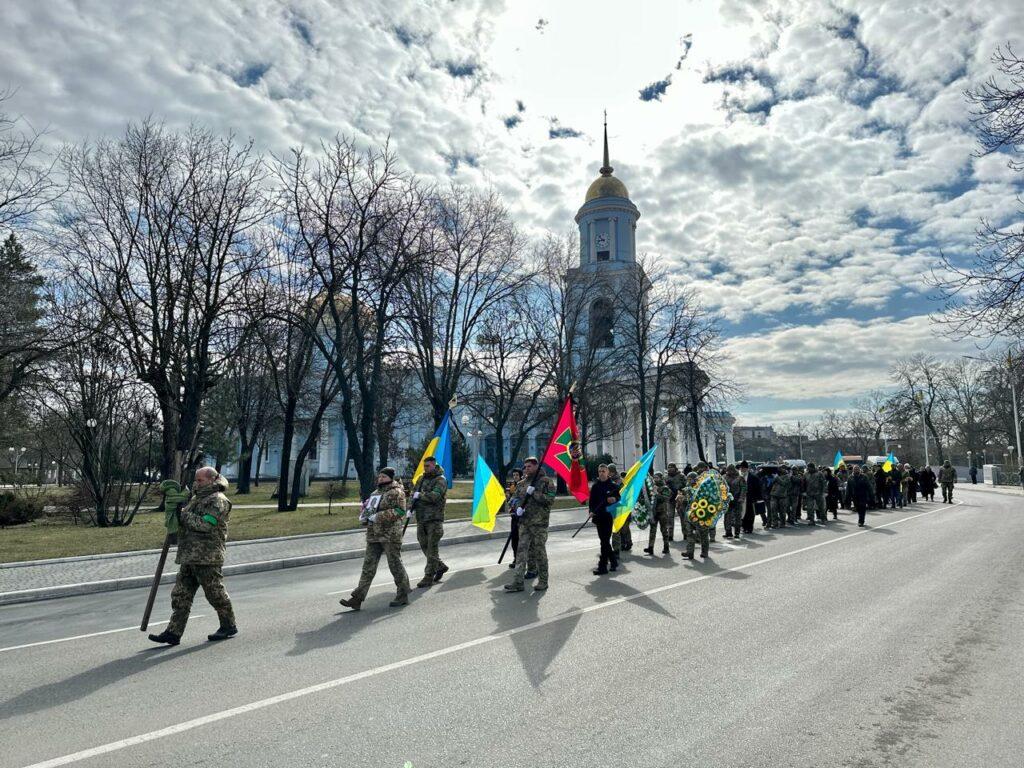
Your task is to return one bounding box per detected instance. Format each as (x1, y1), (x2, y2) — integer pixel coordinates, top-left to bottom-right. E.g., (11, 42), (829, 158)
(934, 46), (1024, 337)
(279, 138), (432, 497)
(0, 91), (61, 230)
(465, 295), (554, 480)
(941, 357), (990, 461)
(402, 186), (527, 425)
(890, 355), (951, 462)
(57, 120), (272, 481)
(0, 232), (49, 406)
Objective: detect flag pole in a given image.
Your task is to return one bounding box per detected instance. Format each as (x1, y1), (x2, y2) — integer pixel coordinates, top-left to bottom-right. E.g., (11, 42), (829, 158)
(404, 396), (457, 536)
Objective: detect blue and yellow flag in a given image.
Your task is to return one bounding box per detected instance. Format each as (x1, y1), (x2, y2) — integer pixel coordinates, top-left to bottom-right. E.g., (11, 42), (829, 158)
(833, 451), (845, 470)
(413, 410), (454, 488)
(608, 446), (657, 533)
(470, 454), (505, 532)
(882, 451), (898, 472)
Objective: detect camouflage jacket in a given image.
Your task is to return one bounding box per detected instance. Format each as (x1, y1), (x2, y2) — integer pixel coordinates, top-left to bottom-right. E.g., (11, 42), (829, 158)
(362, 482), (407, 545)
(805, 470), (826, 496)
(652, 480), (672, 514)
(938, 466), (957, 484)
(770, 474), (790, 498)
(175, 477), (232, 566)
(665, 470), (685, 500)
(674, 486), (694, 514)
(514, 471), (555, 528)
(788, 472), (803, 497)
(413, 467), (447, 523)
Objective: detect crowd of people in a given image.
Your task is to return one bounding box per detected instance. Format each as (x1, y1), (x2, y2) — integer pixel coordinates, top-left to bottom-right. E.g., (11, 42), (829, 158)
(146, 455), (961, 645)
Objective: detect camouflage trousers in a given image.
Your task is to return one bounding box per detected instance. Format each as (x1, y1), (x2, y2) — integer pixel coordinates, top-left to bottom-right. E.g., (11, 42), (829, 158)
(512, 522), (548, 588)
(647, 510), (670, 550)
(787, 496), (800, 523)
(804, 494), (826, 523)
(768, 497), (787, 527)
(685, 519), (710, 557)
(667, 507), (676, 540)
(168, 564), (235, 636)
(724, 501), (743, 534)
(416, 519), (447, 578)
(941, 483), (955, 502)
(351, 540), (410, 602)
(612, 516), (633, 553)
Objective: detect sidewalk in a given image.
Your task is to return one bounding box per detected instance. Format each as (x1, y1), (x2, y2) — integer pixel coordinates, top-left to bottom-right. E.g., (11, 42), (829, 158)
(956, 483), (1023, 497)
(0, 506), (589, 605)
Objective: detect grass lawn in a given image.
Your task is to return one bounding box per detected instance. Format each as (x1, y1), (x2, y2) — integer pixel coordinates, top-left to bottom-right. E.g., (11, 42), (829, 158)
(0, 482), (583, 564)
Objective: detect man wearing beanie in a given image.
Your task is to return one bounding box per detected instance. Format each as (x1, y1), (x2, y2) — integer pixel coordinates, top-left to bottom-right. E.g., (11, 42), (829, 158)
(340, 467), (411, 610)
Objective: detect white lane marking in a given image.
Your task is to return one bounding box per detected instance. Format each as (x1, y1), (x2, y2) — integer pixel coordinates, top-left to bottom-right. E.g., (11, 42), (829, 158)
(18, 502), (962, 768)
(0, 616), (205, 654)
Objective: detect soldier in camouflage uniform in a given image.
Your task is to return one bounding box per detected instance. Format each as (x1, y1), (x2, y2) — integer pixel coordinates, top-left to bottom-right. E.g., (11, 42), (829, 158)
(787, 466), (803, 524)
(803, 463), (827, 525)
(768, 465), (790, 528)
(411, 456), (449, 588)
(665, 463), (685, 541)
(643, 472), (673, 555)
(505, 457), (555, 592)
(149, 468), (236, 645)
(340, 467), (411, 610)
(938, 460), (957, 503)
(724, 464), (746, 539)
(679, 471), (710, 559)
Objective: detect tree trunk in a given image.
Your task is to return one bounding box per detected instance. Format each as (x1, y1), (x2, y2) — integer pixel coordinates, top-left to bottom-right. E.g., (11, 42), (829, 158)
(236, 432), (258, 494)
(277, 397), (297, 511)
(254, 436), (265, 487)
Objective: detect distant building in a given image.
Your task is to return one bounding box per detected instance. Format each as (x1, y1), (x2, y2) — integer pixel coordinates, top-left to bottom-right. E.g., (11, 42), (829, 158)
(735, 425), (776, 441)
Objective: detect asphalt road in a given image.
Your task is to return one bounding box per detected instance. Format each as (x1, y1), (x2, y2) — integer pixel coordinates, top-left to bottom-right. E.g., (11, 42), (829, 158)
(1, 487), (1022, 768)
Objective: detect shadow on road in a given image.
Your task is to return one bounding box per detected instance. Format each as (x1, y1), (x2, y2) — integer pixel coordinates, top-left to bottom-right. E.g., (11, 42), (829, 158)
(488, 589), (581, 689)
(285, 608), (399, 657)
(0, 644), (210, 720)
(433, 567), (489, 594)
(685, 557), (751, 581)
(584, 573), (677, 619)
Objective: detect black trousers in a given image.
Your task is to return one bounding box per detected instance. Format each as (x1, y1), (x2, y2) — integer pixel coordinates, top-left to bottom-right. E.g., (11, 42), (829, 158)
(594, 513), (616, 567)
(510, 513), (520, 560)
(856, 503), (866, 525)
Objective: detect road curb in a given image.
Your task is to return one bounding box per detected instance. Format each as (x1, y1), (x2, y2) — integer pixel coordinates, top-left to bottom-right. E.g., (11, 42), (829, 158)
(0, 521), (584, 606)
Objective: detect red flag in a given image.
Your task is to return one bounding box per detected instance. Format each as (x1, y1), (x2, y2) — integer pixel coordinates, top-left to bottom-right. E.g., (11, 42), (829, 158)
(543, 396), (589, 502)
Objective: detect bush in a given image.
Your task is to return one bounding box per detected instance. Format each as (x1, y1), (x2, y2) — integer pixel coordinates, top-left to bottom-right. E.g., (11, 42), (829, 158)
(0, 492), (43, 527)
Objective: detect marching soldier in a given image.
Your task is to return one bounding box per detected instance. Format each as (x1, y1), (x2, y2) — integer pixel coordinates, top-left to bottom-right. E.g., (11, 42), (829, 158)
(803, 463), (827, 525)
(643, 472), (673, 555)
(938, 460), (957, 503)
(694, 462), (717, 542)
(769, 465), (790, 528)
(339, 467), (411, 611)
(679, 471), (709, 559)
(787, 466), (803, 524)
(665, 462), (685, 541)
(411, 456), (449, 588)
(724, 464), (746, 538)
(149, 467), (237, 645)
(505, 457), (555, 592)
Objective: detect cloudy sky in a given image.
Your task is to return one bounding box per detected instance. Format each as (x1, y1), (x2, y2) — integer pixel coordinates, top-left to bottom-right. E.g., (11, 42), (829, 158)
(4, 0), (1022, 424)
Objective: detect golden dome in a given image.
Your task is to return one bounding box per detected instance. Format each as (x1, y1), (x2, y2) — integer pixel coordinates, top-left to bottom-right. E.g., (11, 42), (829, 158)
(585, 174), (629, 202)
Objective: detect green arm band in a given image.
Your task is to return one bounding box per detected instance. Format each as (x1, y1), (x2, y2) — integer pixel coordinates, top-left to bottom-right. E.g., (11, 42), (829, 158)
(202, 514), (219, 526)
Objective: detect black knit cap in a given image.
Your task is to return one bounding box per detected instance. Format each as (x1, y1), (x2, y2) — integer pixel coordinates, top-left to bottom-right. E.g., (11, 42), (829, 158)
(379, 466), (396, 480)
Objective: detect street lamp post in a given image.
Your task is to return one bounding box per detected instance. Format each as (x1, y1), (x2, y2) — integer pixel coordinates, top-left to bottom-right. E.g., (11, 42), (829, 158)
(1010, 351), (1023, 468)
(915, 392), (929, 467)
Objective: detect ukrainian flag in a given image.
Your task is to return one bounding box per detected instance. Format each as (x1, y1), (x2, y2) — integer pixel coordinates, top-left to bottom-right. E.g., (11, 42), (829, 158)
(882, 452), (898, 472)
(413, 410), (454, 488)
(470, 454), (505, 532)
(608, 446), (657, 533)
(833, 451), (845, 470)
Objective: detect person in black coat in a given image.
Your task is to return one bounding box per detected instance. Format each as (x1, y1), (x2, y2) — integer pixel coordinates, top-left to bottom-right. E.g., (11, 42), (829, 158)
(918, 466), (937, 501)
(848, 466), (872, 526)
(590, 464), (621, 575)
(874, 466), (887, 509)
(739, 461), (762, 533)
(825, 467), (841, 519)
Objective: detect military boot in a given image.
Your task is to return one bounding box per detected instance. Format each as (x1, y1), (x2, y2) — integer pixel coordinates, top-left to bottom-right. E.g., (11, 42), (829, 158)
(148, 629), (180, 646)
(533, 581), (548, 591)
(339, 597), (362, 611)
(524, 570), (537, 579)
(504, 582), (524, 592)
(662, 544), (670, 554)
(643, 546), (654, 555)
(207, 625), (238, 642)
(433, 563), (450, 583)
(416, 577), (433, 588)
(389, 593), (409, 607)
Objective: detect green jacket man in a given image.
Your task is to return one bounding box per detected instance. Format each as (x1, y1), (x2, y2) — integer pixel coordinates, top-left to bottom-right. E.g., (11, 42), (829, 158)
(412, 458), (449, 587)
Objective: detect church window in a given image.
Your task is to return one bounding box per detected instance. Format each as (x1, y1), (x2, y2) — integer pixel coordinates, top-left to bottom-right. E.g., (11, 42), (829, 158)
(589, 297), (615, 349)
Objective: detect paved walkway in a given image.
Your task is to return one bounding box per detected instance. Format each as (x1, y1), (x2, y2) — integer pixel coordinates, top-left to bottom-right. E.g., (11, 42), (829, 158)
(0, 506), (588, 596)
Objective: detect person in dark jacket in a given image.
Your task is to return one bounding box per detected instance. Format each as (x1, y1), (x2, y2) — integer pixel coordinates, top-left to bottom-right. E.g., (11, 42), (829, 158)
(874, 466), (887, 509)
(848, 466), (872, 526)
(505, 469), (524, 570)
(590, 464), (621, 575)
(740, 461), (763, 533)
(825, 467), (841, 519)
(919, 465), (937, 501)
